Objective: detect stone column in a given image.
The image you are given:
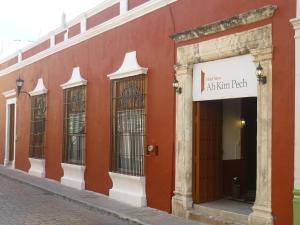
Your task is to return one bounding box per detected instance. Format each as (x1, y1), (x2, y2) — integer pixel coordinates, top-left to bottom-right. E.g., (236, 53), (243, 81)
(291, 12), (300, 225)
(248, 47), (274, 225)
(172, 64), (193, 218)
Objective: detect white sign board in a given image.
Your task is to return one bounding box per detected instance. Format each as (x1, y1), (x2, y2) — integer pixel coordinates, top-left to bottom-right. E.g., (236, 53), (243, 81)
(193, 54), (257, 101)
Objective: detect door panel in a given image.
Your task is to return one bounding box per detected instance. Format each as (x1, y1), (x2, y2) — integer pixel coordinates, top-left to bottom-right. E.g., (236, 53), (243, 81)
(193, 101), (223, 203)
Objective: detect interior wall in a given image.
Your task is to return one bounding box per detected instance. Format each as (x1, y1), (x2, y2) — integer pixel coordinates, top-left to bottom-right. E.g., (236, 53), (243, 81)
(222, 99), (242, 160)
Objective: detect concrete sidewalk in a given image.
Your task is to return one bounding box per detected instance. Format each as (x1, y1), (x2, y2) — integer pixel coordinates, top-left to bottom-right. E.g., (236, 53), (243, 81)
(0, 166), (204, 225)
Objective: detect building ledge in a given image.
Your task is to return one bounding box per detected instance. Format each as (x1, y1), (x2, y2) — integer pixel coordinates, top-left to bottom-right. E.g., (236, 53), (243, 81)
(28, 158), (45, 178)
(109, 172), (146, 207)
(61, 163), (85, 190)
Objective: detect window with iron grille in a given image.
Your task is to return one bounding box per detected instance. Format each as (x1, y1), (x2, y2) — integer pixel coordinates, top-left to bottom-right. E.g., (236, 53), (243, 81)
(29, 94), (47, 158)
(111, 75), (146, 176)
(63, 85), (86, 165)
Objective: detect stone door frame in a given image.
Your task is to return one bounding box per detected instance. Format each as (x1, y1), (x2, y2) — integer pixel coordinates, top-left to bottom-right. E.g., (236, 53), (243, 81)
(172, 24), (274, 225)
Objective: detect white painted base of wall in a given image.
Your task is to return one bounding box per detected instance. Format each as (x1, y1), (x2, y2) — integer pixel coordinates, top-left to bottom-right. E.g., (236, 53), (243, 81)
(109, 172), (146, 207)
(28, 158), (45, 178)
(4, 159), (15, 169)
(4, 159), (9, 167)
(61, 163), (85, 190)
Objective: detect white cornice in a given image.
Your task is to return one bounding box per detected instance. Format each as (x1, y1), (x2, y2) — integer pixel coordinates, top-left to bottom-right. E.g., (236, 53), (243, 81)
(29, 78), (48, 96)
(291, 18), (300, 30)
(61, 67), (87, 89)
(107, 51), (148, 80)
(0, 0), (177, 77)
(291, 18), (300, 38)
(2, 89), (16, 98)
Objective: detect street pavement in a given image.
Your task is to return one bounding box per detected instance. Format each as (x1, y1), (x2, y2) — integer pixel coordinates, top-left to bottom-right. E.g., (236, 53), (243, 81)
(0, 166), (204, 225)
(0, 175), (130, 225)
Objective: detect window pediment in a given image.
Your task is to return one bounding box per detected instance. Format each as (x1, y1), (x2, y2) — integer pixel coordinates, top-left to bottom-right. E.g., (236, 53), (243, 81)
(29, 78), (48, 96)
(107, 51), (148, 80)
(61, 67), (87, 89)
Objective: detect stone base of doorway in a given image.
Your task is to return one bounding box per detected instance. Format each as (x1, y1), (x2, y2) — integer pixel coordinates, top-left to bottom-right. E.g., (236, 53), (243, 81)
(248, 205), (273, 225)
(188, 199), (251, 225)
(4, 159), (15, 169)
(60, 163), (85, 190)
(294, 189), (300, 225)
(28, 158), (45, 178)
(109, 172), (146, 207)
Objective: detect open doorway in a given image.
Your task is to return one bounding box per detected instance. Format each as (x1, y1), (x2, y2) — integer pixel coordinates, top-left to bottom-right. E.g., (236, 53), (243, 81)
(192, 97), (257, 205)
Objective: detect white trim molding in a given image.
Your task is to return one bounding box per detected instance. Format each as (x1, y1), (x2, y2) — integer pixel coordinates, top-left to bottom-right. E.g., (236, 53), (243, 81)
(61, 163), (85, 190)
(298, 0), (300, 17)
(2, 89), (16, 98)
(60, 67), (87, 89)
(120, 0), (128, 15)
(291, 18), (300, 39)
(291, 17), (300, 190)
(28, 158), (46, 178)
(107, 51), (148, 80)
(109, 172), (147, 207)
(29, 78), (48, 96)
(4, 97), (17, 169)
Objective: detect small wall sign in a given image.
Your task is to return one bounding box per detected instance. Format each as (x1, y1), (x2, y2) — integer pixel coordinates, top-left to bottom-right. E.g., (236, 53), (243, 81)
(193, 54), (257, 101)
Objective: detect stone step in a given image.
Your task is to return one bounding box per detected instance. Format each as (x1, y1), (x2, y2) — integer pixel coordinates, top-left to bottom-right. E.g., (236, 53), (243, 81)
(188, 204), (249, 225)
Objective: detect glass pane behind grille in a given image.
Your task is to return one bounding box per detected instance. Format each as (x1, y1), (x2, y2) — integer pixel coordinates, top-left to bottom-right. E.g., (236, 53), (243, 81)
(63, 86), (86, 165)
(29, 94), (47, 158)
(111, 75), (146, 176)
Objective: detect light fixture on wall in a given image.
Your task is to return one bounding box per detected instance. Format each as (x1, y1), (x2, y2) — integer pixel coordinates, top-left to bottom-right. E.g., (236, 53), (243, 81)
(172, 79), (182, 94)
(256, 62), (267, 84)
(240, 119), (246, 128)
(16, 77), (30, 96)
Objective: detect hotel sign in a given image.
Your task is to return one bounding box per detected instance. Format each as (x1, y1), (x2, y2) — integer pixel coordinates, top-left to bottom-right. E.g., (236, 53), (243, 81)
(193, 54), (257, 101)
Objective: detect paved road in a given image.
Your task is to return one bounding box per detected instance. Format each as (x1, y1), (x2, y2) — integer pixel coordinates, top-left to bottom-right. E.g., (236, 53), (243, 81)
(0, 175), (130, 225)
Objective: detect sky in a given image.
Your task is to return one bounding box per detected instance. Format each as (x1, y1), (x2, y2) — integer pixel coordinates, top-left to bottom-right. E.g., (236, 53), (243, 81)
(0, 0), (103, 59)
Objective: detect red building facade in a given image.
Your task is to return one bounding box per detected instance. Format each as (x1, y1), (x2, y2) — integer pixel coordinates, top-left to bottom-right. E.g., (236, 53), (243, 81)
(0, 0), (296, 224)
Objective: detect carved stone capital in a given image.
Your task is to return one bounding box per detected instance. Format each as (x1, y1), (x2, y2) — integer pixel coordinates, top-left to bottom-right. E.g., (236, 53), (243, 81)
(250, 47), (273, 62)
(174, 64), (193, 77)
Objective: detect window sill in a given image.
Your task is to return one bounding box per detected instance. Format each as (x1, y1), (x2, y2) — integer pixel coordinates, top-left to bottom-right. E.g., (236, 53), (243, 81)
(109, 172), (146, 207)
(28, 158), (45, 178)
(61, 163), (85, 190)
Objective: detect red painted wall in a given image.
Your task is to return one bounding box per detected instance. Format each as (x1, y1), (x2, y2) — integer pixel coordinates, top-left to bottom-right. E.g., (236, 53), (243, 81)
(0, 3), (175, 212)
(0, 56), (18, 70)
(22, 40), (50, 60)
(128, 0), (149, 10)
(87, 4), (119, 30)
(68, 23), (81, 38)
(0, 0), (296, 222)
(55, 31), (66, 45)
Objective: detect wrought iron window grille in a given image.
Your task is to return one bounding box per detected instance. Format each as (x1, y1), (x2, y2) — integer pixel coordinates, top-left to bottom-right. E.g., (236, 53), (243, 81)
(29, 94), (47, 159)
(63, 86), (86, 165)
(111, 75), (147, 176)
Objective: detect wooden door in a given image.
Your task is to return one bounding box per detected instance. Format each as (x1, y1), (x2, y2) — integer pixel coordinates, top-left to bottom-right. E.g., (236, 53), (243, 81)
(9, 104), (15, 162)
(193, 101), (223, 203)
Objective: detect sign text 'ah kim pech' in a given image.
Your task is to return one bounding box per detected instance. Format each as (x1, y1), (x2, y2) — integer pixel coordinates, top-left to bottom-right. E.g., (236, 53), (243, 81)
(193, 54), (257, 101)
